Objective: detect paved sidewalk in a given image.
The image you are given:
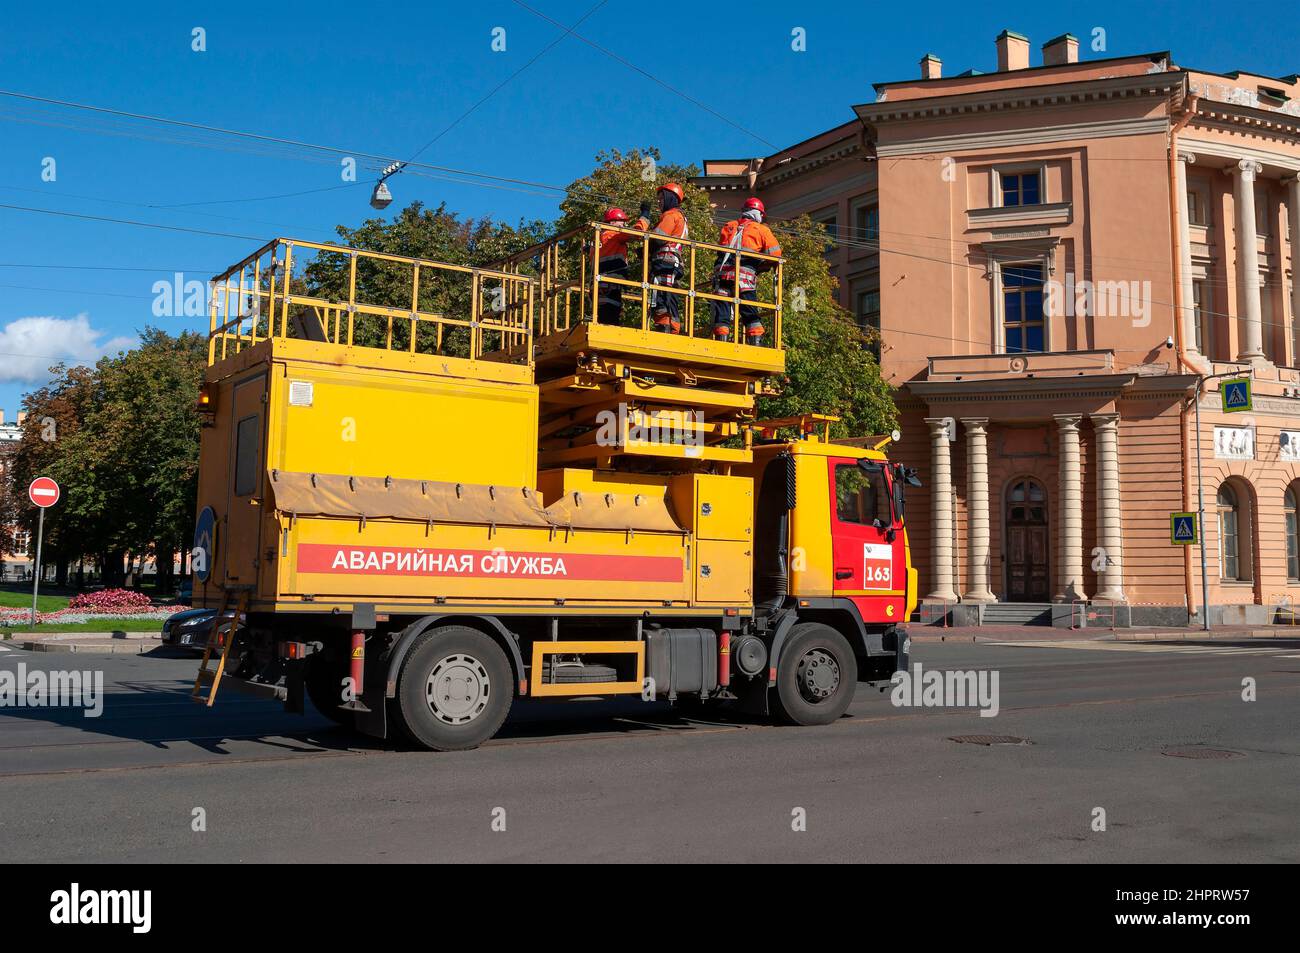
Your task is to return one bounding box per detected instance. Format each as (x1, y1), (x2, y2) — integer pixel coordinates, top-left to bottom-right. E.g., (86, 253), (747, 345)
(5, 631), (163, 654)
(905, 622), (1299, 643)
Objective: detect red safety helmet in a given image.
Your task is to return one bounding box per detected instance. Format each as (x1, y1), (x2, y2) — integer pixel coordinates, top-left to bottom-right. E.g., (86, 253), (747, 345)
(658, 182), (685, 202)
(743, 197), (765, 216)
(603, 207), (628, 223)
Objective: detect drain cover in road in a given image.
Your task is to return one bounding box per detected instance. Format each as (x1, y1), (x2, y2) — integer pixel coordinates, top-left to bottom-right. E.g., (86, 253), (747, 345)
(1162, 746), (1245, 760)
(949, 734), (1030, 746)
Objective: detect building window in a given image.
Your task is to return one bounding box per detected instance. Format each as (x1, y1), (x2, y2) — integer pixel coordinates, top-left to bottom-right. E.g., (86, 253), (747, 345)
(812, 209), (838, 257)
(855, 203), (879, 243)
(1000, 170), (1041, 207)
(1187, 187), (1208, 226)
(1217, 483), (1243, 581)
(1192, 280), (1214, 359)
(1001, 263), (1046, 353)
(1286, 487), (1300, 581)
(854, 286), (881, 358)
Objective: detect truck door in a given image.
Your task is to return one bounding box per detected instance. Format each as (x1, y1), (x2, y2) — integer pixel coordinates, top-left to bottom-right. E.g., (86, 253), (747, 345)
(223, 371), (268, 586)
(827, 457), (906, 623)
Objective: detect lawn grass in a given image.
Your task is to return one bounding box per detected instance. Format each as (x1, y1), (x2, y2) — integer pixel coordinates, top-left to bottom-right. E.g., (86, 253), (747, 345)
(2, 617), (164, 636)
(0, 589), (70, 612)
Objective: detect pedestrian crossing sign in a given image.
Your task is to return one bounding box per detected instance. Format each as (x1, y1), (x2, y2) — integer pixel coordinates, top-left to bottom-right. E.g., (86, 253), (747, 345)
(1170, 512), (1198, 545)
(1221, 378), (1251, 413)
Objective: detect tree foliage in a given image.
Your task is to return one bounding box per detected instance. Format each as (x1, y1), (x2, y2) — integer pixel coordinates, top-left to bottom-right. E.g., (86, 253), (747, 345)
(8, 329), (205, 584)
(301, 202), (548, 355)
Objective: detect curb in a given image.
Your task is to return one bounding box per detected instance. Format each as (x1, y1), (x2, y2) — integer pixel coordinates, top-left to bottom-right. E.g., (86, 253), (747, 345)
(17, 636), (163, 655)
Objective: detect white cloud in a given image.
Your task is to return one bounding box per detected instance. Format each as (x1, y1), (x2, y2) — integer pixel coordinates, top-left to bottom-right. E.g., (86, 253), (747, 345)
(0, 314), (136, 384)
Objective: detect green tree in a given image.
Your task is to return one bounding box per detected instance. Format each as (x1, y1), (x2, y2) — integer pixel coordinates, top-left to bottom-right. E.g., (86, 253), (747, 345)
(9, 329), (206, 589)
(760, 214), (896, 438)
(301, 202), (548, 355)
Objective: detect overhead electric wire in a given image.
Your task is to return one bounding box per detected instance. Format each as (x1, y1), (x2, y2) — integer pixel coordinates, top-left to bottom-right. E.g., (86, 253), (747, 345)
(0, 202), (261, 241)
(509, 0), (780, 151)
(0, 185), (344, 240)
(403, 0), (609, 165)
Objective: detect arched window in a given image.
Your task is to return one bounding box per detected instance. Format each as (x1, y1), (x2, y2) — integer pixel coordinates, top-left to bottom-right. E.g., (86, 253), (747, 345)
(1218, 483), (1242, 581)
(1286, 487), (1300, 582)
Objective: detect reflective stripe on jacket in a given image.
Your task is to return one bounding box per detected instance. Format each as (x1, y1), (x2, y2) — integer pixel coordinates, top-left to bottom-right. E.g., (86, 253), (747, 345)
(651, 208), (689, 262)
(716, 218), (781, 289)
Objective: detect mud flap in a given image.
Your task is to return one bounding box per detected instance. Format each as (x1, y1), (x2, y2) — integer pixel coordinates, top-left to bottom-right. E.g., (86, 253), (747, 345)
(893, 626), (911, 675)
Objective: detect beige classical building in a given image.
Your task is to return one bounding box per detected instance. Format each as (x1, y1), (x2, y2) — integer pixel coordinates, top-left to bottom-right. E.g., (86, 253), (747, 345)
(697, 30), (1300, 625)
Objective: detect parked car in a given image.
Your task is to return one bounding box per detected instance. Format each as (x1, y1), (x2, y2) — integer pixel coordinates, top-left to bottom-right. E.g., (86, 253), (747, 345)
(159, 607), (242, 653)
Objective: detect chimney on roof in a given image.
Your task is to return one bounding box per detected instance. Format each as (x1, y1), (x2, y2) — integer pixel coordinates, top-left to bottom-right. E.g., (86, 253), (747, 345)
(1042, 33), (1079, 66)
(16, 412), (26, 426)
(920, 53), (942, 80)
(996, 30), (1030, 71)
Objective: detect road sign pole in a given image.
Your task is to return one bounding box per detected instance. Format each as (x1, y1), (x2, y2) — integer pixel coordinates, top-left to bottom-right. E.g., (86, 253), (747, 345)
(30, 506), (45, 629)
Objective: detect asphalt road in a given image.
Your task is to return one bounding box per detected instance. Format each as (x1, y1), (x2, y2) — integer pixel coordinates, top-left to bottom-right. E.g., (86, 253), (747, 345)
(1, 636), (1298, 863)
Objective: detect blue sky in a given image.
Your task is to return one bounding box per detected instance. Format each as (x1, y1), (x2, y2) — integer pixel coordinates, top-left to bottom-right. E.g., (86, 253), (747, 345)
(0, 0), (1295, 415)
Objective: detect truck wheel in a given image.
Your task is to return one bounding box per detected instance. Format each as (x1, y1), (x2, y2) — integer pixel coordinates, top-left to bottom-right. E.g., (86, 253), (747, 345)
(395, 626), (513, 751)
(304, 654), (353, 727)
(770, 623), (857, 726)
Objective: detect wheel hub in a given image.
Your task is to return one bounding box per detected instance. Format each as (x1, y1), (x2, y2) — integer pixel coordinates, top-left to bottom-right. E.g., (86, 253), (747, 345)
(426, 654), (490, 725)
(796, 648), (840, 703)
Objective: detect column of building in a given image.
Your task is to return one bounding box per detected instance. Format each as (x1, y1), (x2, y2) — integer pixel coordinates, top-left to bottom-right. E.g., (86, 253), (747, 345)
(1227, 159), (1265, 361)
(1055, 414), (1085, 602)
(924, 418), (958, 602)
(962, 418), (995, 601)
(1176, 151), (1201, 358)
(924, 414), (1127, 606)
(1091, 414), (1125, 602)
(1289, 173), (1300, 358)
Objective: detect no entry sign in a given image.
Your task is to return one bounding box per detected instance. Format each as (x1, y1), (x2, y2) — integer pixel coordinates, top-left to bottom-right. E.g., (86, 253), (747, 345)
(28, 477), (60, 508)
(27, 476), (60, 626)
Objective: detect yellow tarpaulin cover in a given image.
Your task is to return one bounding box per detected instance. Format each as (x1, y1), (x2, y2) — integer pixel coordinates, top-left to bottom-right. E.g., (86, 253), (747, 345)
(267, 470), (683, 534)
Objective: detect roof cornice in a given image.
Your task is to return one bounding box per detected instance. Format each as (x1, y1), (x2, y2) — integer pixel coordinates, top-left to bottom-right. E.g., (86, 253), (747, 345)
(855, 70), (1187, 126)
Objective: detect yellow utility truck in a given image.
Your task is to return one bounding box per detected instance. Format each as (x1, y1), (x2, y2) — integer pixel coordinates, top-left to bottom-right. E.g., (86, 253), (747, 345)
(191, 226), (917, 750)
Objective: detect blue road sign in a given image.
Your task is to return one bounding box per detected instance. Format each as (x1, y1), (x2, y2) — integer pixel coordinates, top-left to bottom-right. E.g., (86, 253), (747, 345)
(1170, 512), (1198, 545)
(1221, 378), (1252, 413)
(193, 506), (216, 582)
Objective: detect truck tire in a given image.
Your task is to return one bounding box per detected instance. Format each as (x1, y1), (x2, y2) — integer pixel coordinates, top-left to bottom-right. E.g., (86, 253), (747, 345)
(770, 622), (857, 726)
(395, 625), (513, 751)
(304, 654), (353, 727)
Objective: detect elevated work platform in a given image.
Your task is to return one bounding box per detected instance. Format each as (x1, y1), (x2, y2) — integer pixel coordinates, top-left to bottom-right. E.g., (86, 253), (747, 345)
(206, 231), (788, 476)
(491, 223), (787, 470)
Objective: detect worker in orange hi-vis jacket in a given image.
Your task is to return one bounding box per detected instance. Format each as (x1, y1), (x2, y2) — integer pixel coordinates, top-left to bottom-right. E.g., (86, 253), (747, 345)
(648, 183), (689, 334)
(712, 197), (781, 344)
(596, 204), (650, 325)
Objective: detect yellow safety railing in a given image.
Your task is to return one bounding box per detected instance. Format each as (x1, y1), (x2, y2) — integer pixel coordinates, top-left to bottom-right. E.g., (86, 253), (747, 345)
(207, 238), (535, 366)
(493, 222), (783, 350)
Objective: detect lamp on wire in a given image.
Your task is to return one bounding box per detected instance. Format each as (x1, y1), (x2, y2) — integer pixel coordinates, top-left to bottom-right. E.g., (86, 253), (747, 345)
(370, 161), (407, 210)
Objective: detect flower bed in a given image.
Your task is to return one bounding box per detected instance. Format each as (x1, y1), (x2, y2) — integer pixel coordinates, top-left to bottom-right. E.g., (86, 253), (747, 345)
(69, 588), (156, 612)
(0, 606), (175, 626)
(1, 588), (175, 627)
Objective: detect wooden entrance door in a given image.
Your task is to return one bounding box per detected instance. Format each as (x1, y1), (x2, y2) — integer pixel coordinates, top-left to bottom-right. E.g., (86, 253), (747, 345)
(1005, 478), (1049, 602)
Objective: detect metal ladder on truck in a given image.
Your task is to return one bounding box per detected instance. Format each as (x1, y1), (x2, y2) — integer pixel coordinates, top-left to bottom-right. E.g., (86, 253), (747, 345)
(190, 588), (250, 706)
